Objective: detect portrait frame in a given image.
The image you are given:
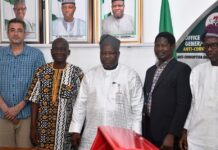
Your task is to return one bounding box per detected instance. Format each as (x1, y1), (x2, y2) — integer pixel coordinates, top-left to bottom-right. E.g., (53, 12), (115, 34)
(0, 0), (42, 43)
(45, 0), (92, 43)
(94, 0), (142, 43)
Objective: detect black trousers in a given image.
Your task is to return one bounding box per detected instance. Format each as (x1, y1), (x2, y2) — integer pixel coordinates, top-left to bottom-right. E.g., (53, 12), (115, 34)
(142, 115), (180, 150)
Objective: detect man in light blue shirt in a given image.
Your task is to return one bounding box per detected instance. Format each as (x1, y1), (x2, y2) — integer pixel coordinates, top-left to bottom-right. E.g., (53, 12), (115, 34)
(0, 18), (45, 147)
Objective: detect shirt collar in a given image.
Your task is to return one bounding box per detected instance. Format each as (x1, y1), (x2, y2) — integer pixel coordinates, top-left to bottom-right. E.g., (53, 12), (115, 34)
(7, 44), (28, 56)
(63, 18), (75, 24)
(101, 64), (120, 75)
(156, 57), (173, 68)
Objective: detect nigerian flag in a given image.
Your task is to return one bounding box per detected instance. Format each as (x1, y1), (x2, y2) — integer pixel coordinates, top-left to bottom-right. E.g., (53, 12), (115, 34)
(3, 0), (15, 25)
(52, 0), (62, 21)
(102, 0), (112, 19)
(159, 0), (176, 58)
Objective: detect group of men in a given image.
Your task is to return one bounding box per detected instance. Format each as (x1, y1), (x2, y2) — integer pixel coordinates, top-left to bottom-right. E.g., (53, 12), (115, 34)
(0, 3), (218, 150)
(0, 17), (141, 150)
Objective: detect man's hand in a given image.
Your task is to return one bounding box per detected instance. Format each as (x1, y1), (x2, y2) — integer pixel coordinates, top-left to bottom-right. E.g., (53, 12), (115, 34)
(71, 132), (81, 149)
(4, 100), (26, 121)
(179, 129), (188, 150)
(0, 102), (9, 113)
(161, 134), (174, 150)
(4, 106), (19, 120)
(31, 127), (38, 146)
(0, 96), (9, 114)
(0, 98), (19, 123)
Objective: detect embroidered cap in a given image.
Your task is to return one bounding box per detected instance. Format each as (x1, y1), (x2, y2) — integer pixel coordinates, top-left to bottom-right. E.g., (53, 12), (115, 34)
(62, 0), (75, 4)
(112, 0), (124, 2)
(14, 0), (25, 4)
(201, 24), (218, 41)
(111, 0), (124, 2)
(99, 34), (120, 50)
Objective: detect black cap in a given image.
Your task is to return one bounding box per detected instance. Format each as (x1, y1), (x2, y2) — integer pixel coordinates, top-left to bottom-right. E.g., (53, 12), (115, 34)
(99, 34), (120, 50)
(112, 0), (124, 2)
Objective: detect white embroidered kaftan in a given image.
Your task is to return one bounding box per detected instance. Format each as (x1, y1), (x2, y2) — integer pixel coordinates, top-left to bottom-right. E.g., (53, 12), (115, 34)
(69, 64), (143, 150)
(184, 61), (218, 150)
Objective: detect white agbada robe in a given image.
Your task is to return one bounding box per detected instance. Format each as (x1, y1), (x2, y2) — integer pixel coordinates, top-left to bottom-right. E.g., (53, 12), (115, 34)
(52, 18), (86, 36)
(102, 14), (134, 35)
(184, 61), (218, 150)
(69, 64), (144, 150)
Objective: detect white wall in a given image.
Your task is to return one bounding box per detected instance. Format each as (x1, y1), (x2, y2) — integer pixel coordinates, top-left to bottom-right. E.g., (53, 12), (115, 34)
(32, 43), (155, 81)
(3, 0), (217, 81)
(143, 0), (216, 43)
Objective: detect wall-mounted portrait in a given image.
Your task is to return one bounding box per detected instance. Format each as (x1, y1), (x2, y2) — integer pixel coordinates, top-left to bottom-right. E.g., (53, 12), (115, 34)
(94, 0), (142, 43)
(0, 0), (41, 42)
(45, 0), (92, 43)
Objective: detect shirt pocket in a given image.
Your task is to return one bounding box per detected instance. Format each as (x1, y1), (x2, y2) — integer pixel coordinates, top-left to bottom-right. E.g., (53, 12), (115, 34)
(60, 84), (75, 99)
(110, 83), (125, 105)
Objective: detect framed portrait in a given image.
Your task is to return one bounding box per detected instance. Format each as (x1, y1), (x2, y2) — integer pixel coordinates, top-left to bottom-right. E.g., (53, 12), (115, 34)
(45, 0), (92, 43)
(0, 0), (42, 43)
(94, 0), (142, 43)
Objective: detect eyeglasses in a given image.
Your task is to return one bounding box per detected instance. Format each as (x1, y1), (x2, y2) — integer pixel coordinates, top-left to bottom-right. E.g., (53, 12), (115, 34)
(202, 42), (218, 49)
(8, 28), (24, 33)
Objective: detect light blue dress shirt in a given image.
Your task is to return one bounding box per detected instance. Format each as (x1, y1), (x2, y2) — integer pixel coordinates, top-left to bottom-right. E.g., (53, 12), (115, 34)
(0, 44), (45, 119)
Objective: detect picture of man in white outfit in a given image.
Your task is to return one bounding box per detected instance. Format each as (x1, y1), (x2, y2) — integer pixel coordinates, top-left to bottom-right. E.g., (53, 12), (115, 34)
(13, 0), (36, 39)
(102, 0), (135, 35)
(52, 0), (86, 37)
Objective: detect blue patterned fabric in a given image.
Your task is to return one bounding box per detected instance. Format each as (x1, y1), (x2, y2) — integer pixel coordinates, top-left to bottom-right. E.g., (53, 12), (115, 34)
(0, 44), (45, 119)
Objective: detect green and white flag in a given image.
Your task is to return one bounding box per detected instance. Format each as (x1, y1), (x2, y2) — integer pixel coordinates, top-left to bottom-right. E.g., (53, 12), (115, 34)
(159, 0), (176, 58)
(102, 0), (112, 20)
(3, 0), (15, 25)
(52, 0), (62, 21)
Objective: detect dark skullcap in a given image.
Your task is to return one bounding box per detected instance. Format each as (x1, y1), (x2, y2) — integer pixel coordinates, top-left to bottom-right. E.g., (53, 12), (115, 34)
(112, 0), (124, 2)
(201, 24), (218, 41)
(99, 34), (120, 50)
(14, 0), (25, 4)
(62, 0), (75, 5)
(111, 0), (124, 2)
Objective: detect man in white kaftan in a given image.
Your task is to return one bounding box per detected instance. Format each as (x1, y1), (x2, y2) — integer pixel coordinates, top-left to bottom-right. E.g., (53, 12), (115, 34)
(183, 61), (218, 150)
(69, 34), (143, 150)
(179, 24), (218, 150)
(102, 0), (134, 35)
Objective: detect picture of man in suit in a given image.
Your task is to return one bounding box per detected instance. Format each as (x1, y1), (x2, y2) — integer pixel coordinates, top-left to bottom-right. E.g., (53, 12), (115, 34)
(142, 32), (192, 149)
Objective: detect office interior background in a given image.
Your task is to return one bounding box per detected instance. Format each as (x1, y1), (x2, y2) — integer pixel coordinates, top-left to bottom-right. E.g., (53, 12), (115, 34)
(0, 0), (216, 80)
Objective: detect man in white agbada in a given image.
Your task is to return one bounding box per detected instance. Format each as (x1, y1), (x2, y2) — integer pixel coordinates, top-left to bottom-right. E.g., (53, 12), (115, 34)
(179, 24), (218, 150)
(53, 0), (86, 36)
(102, 0), (134, 35)
(69, 34), (143, 149)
